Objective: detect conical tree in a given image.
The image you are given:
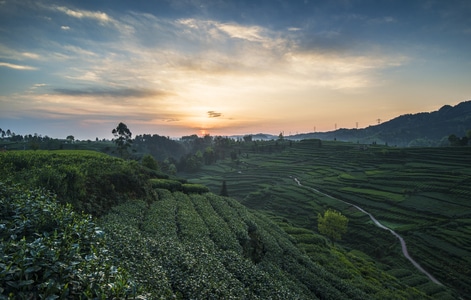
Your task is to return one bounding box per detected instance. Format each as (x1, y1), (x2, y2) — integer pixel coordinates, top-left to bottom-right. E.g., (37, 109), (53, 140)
(220, 180), (229, 197)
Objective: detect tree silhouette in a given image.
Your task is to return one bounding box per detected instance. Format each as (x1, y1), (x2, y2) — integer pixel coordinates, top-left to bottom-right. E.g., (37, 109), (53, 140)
(220, 180), (229, 197)
(112, 122), (132, 158)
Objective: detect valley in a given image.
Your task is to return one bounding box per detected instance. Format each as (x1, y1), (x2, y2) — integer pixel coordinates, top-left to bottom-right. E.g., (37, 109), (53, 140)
(181, 139), (471, 298)
(1, 140), (469, 298)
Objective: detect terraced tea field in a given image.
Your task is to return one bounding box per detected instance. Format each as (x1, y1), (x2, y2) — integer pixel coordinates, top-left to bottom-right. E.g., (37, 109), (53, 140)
(99, 189), (437, 299)
(181, 140), (471, 298)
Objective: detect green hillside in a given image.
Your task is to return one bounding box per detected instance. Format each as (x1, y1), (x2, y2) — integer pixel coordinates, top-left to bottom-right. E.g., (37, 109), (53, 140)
(181, 139), (470, 298)
(290, 100), (471, 146)
(0, 149), (463, 299)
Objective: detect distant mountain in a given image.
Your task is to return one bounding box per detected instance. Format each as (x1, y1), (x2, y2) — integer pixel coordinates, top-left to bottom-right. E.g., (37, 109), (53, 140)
(288, 100), (471, 147)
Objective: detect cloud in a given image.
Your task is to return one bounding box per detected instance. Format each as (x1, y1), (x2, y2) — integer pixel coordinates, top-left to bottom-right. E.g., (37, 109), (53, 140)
(0, 46), (41, 61)
(62, 45), (96, 57)
(53, 5), (111, 24)
(61, 26), (70, 30)
(207, 111), (222, 118)
(368, 16), (397, 25)
(217, 23), (265, 42)
(21, 52), (40, 59)
(30, 83), (47, 90)
(0, 62), (37, 70)
(53, 88), (170, 98)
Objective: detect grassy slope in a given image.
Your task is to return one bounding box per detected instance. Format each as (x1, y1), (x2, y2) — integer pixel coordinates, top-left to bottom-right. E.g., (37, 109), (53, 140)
(180, 140), (469, 298)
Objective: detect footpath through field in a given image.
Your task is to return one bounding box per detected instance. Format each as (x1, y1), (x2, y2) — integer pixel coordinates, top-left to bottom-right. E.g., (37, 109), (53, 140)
(292, 177), (443, 286)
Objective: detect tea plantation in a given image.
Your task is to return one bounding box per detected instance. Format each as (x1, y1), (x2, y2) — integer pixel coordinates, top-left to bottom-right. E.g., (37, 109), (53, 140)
(0, 148), (464, 299)
(182, 140), (470, 299)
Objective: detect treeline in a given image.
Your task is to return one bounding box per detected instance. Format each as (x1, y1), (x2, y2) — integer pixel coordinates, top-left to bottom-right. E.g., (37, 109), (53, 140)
(448, 130), (471, 146)
(0, 125), (293, 174)
(176, 135), (294, 173)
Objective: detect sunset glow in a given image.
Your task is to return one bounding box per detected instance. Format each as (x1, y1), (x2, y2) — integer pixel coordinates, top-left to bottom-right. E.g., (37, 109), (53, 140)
(1, 1), (470, 139)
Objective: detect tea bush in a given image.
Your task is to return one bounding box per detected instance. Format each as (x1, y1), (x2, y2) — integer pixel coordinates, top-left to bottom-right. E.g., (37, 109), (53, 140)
(0, 181), (142, 299)
(0, 151), (151, 216)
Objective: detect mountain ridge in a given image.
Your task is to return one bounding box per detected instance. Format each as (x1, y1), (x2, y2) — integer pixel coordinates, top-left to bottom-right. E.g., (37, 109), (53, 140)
(282, 100), (471, 146)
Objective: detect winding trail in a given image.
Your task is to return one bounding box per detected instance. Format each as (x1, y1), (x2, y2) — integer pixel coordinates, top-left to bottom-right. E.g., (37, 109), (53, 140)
(292, 177), (443, 286)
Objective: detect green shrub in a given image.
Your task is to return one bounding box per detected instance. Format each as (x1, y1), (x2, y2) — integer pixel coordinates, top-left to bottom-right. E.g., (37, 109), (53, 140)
(141, 154), (159, 171)
(149, 178), (182, 192)
(0, 151), (151, 216)
(0, 181), (142, 299)
(181, 183), (209, 194)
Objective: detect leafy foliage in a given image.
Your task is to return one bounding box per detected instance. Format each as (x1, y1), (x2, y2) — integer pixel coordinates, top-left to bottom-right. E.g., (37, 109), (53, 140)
(318, 209), (348, 245)
(0, 182), (141, 299)
(112, 122), (133, 158)
(149, 179), (209, 194)
(141, 154), (159, 171)
(0, 150), (151, 216)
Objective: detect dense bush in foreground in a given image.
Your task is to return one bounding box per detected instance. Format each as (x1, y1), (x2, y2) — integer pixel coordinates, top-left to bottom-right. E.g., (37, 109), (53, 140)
(0, 150), (152, 216)
(0, 182), (142, 299)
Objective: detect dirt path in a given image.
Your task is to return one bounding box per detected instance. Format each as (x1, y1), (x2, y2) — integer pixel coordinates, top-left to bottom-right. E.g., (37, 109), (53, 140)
(292, 177), (443, 286)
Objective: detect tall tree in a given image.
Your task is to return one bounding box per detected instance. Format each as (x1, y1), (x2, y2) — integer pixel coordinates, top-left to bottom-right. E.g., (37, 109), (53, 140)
(112, 122), (132, 158)
(318, 209), (348, 245)
(220, 180), (229, 197)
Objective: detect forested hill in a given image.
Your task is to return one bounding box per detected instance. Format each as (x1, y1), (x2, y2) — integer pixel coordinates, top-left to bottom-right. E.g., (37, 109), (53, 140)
(290, 100), (471, 146)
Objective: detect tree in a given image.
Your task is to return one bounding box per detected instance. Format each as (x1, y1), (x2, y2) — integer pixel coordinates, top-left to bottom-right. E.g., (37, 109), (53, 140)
(220, 180), (229, 197)
(278, 132), (284, 141)
(448, 134), (459, 146)
(66, 135), (75, 143)
(112, 122), (132, 158)
(142, 154), (159, 171)
(448, 133), (469, 146)
(203, 147), (215, 165)
(318, 209), (348, 245)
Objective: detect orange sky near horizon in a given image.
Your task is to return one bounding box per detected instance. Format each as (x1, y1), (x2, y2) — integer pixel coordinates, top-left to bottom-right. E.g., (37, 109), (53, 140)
(1, 1), (470, 140)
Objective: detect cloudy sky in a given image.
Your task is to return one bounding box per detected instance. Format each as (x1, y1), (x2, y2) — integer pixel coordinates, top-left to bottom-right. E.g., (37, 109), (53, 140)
(1, 0), (470, 140)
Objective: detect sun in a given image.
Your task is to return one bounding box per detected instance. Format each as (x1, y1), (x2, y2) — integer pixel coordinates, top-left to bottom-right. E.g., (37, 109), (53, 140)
(199, 129), (209, 136)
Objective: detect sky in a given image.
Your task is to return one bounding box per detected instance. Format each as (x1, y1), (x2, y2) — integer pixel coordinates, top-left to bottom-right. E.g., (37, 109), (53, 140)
(1, 0), (470, 140)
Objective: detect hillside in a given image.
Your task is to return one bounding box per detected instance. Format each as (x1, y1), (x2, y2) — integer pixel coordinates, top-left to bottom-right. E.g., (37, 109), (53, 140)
(289, 100), (471, 146)
(0, 150), (456, 299)
(181, 139), (470, 298)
